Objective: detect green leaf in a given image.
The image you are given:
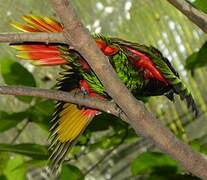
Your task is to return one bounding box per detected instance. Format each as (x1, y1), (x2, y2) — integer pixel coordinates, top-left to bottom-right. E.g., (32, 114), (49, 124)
(0, 175), (7, 180)
(88, 113), (118, 131)
(0, 100), (53, 132)
(88, 113), (127, 132)
(70, 145), (82, 155)
(190, 139), (201, 151)
(185, 41), (207, 70)
(27, 100), (55, 130)
(0, 111), (27, 132)
(3, 155), (27, 180)
(0, 143), (48, 160)
(29, 100), (54, 117)
(185, 52), (198, 70)
(200, 144), (207, 154)
(131, 152), (179, 176)
(189, 0), (207, 14)
(147, 173), (200, 180)
(19, 159), (47, 169)
(89, 132), (123, 151)
(0, 58), (36, 102)
(60, 164), (84, 180)
(0, 152), (9, 175)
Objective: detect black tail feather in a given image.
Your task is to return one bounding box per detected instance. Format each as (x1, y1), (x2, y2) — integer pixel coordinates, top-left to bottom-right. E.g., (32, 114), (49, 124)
(185, 94), (199, 118)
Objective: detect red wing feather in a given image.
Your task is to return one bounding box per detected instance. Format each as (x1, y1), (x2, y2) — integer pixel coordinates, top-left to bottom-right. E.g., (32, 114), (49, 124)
(11, 15), (65, 66)
(126, 47), (168, 85)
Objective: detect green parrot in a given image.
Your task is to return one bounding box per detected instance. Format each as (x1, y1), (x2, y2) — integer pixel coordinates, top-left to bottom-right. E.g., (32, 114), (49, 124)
(11, 15), (199, 174)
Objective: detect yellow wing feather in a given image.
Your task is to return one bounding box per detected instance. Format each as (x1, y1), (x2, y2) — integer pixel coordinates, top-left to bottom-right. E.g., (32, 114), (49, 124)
(57, 104), (92, 142)
(11, 15), (63, 32)
(49, 101), (96, 174)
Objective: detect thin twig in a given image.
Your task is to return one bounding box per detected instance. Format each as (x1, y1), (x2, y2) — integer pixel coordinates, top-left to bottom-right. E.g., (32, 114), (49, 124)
(167, 0), (207, 33)
(0, 32), (65, 43)
(83, 128), (128, 177)
(51, 0), (207, 179)
(0, 85), (128, 122)
(11, 119), (30, 144)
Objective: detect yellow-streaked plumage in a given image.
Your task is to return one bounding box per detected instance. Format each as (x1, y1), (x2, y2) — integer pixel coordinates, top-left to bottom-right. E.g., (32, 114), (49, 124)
(11, 22), (38, 32)
(11, 15), (63, 33)
(48, 101), (96, 174)
(56, 103), (91, 142)
(10, 14), (97, 175)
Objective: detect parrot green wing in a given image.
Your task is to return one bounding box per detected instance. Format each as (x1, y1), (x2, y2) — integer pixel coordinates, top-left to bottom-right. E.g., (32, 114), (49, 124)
(110, 37), (199, 117)
(140, 45), (199, 117)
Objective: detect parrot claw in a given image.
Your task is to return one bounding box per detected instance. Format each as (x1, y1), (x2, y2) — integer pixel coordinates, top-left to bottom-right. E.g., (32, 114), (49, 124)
(73, 89), (86, 110)
(114, 104), (124, 118)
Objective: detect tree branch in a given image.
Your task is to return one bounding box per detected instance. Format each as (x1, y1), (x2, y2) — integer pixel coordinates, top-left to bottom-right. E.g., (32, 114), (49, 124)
(11, 119), (30, 144)
(0, 85), (127, 122)
(167, 0), (207, 33)
(0, 32), (65, 43)
(51, 0), (207, 178)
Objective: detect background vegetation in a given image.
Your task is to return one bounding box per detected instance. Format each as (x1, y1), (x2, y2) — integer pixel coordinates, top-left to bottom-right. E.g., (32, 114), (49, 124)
(0, 0), (206, 179)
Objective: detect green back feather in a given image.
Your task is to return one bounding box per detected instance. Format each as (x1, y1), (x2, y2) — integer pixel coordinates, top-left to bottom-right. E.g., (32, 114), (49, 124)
(60, 35), (199, 117)
(134, 44), (199, 117)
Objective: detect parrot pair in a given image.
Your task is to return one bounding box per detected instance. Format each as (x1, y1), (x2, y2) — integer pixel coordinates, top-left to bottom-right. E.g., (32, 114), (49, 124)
(10, 15), (199, 174)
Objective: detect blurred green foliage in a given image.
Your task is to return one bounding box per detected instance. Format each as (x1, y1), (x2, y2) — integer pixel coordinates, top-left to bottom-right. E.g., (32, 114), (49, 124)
(185, 40), (207, 74)
(0, 111), (26, 132)
(131, 152), (179, 176)
(0, 58), (36, 102)
(188, 0), (207, 14)
(0, 143), (48, 159)
(60, 164), (84, 180)
(3, 155), (27, 180)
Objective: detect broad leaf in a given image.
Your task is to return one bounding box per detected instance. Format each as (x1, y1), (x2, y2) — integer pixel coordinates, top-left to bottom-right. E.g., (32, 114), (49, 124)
(0, 100), (53, 132)
(200, 144), (207, 155)
(19, 159), (47, 169)
(131, 152), (179, 176)
(0, 111), (27, 132)
(0, 143), (48, 160)
(3, 155), (27, 180)
(185, 52), (198, 70)
(185, 41), (207, 70)
(60, 164), (84, 180)
(0, 175), (7, 180)
(147, 173), (200, 180)
(0, 152), (9, 175)
(188, 0), (207, 14)
(27, 100), (55, 130)
(0, 58), (36, 102)
(88, 113), (127, 132)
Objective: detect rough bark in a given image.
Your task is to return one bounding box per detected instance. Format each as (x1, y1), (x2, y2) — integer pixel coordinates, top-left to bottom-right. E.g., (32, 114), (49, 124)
(0, 32), (65, 43)
(168, 0), (207, 33)
(50, 0), (207, 179)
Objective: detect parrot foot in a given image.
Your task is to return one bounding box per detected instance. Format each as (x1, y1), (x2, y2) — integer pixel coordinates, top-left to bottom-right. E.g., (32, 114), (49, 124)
(73, 89), (87, 110)
(115, 104), (124, 118)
